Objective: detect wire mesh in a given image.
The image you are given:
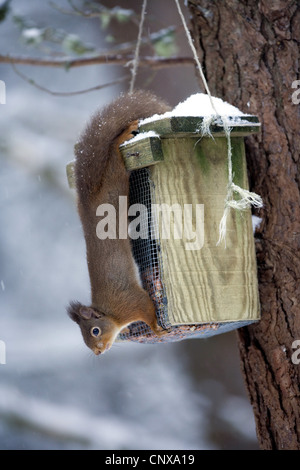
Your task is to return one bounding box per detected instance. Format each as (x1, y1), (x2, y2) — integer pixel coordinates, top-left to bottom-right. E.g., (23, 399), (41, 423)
(118, 168), (170, 341)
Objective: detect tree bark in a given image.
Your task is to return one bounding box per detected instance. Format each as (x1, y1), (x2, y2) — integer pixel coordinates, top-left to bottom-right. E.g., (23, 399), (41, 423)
(188, 0), (300, 449)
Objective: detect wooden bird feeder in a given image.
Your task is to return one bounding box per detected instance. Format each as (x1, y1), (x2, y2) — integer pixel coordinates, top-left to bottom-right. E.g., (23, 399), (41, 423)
(66, 114), (261, 344)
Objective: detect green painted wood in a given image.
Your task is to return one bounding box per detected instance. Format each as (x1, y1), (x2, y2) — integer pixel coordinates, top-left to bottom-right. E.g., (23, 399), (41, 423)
(139, 115), (260, 138)
(149, 135), (260, 325)
(120, 136), (164, 170)
(66, 116), (260, 183)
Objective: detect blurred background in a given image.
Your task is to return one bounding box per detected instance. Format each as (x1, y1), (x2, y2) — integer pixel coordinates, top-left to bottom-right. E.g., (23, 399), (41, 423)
(0, 0), (259, 449)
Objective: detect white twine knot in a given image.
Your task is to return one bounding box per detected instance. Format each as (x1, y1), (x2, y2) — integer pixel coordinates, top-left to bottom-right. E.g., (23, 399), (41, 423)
(215, 116), (263, 247)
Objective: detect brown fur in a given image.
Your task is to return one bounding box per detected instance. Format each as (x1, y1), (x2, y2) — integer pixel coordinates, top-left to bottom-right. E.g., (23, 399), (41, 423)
(68, 90), (171, 355)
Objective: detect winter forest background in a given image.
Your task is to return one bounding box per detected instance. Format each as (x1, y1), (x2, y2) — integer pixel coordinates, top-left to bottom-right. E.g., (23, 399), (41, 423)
(0, 0), (259, 449)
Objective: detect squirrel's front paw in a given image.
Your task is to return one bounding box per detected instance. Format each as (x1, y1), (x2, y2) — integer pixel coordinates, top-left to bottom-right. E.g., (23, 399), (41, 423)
(151, 324), (172, 337)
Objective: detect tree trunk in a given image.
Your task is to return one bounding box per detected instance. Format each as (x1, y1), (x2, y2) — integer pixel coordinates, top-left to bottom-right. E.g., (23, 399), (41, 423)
(187, 0), (300, 449)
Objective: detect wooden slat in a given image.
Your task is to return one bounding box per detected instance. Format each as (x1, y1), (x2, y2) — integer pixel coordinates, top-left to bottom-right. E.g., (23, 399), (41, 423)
(120, 136), (164, 170)
(66, 160), (75, 189)
(140, 115), (260, 138)
(66, 137), (164, 187)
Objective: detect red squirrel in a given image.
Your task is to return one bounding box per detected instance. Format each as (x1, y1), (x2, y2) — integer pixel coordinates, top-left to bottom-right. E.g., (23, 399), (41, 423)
(68, 90), (171, 355)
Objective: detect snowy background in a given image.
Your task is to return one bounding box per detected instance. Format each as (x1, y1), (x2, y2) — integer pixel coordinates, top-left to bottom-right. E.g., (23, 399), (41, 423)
(0, 0), (258, 450)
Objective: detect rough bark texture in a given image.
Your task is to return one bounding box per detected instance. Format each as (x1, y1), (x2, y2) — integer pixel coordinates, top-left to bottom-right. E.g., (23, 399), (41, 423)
(188, 0), (300, 449)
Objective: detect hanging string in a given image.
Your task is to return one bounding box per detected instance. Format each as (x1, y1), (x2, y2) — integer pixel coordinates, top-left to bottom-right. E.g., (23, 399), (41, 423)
(174, 0), (218, 115)
(201, 116), (263, 246)
(216, 118), (263, 246)
(129, 0), (148, 94)
(174, 0), (263, 246)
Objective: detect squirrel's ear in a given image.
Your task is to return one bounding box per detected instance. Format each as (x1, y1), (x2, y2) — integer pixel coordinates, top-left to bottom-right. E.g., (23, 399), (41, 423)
(67, 302), (102, 323)
(79, 306), (100, 320)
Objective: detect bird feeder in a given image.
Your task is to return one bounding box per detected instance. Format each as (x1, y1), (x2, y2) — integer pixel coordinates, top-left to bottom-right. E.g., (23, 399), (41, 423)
(66, 114), (261, 344)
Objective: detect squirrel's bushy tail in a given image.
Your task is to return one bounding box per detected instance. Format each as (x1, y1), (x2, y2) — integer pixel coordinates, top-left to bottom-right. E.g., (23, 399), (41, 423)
(74, 90), (170, 200)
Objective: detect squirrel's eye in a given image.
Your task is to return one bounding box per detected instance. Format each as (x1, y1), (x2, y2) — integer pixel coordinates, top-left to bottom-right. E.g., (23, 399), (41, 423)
(91, 326), (101, 337)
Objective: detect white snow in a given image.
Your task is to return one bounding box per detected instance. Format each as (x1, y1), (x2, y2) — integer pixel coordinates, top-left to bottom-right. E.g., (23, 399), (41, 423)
(140, 92), (252, 126)
(123, 93), (258, 146)
(252, 215), (263, 233)
(22, 28), (42, 40)
(173, 93), (248, 116)
(120, 130), (159, 147)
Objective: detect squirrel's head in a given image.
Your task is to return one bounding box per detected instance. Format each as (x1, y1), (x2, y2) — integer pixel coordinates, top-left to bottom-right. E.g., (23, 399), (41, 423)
(67, 301), (120, 355)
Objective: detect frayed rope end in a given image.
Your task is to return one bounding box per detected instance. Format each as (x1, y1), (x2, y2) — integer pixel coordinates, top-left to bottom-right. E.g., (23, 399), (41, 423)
(216, 183), (263, 247)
